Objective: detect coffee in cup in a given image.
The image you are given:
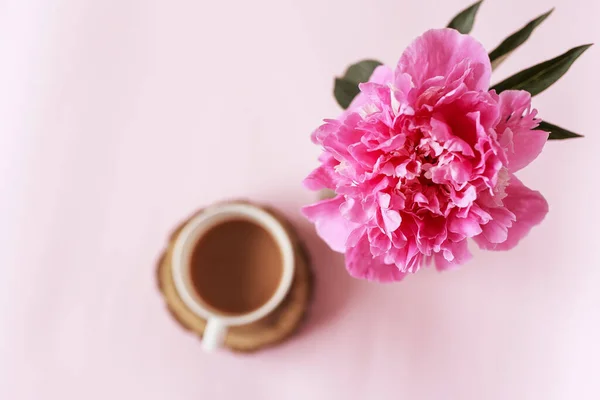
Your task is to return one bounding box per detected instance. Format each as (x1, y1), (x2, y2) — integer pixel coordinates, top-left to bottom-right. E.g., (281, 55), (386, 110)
(171, 203), (295, 351)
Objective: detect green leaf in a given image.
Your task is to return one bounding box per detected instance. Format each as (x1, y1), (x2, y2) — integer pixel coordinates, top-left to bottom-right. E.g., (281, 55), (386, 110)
(345, 60), (383, 85)
(447, 0), (483, 34)
(489, 8), (554, 70)
(536, 120), (583, 140)
(334, 59), (383, 109)
(491, 44), (592, 96)
(334, 78), (361, 109)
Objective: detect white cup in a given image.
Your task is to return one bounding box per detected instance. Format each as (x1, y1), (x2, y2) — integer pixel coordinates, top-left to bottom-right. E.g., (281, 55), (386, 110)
(171, 203), (295, 351)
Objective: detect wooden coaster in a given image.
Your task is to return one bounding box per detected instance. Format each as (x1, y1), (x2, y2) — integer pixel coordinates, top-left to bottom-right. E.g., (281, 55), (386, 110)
(156, 203), (313, 353)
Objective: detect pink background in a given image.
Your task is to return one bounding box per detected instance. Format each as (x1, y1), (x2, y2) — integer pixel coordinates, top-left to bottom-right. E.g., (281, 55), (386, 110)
(1, 0), (599, 398)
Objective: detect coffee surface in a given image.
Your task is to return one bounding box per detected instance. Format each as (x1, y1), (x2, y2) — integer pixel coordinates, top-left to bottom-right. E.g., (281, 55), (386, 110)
(189, 219), (283, 315)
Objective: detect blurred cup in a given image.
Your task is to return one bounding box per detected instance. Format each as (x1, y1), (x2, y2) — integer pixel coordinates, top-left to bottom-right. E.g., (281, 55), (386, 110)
(171, 202), (295, 351)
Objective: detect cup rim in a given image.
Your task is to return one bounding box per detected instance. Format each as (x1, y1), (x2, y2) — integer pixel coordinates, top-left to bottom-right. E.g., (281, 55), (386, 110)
(171, 203), (295, 326)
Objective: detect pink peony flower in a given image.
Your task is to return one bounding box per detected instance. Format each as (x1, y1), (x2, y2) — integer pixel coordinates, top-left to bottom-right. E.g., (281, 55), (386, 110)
(302, 28), (549, 282)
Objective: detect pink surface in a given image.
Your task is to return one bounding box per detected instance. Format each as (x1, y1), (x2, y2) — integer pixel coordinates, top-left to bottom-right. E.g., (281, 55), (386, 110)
(1, 0), (599, 398)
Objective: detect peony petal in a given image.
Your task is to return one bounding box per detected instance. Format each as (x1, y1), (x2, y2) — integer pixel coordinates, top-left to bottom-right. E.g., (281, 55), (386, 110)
(433, 252), (453, 270)
(348, 142), (379, 168)
(303, 152), (341, 191)
(374, 134), (406, 152)
(345, 65), (394, 114)
(434, 239), (472, 271)
(474, 203), (516, 245)
(448, 185), (477, 208)
(302, 196), (358, 253)
(365, 64), (394, 86)
(496, 90), (548, 172)
(346, 234), (406, 282)
(367, 229), (392, 257)
(449, 212), (483, 238)
(397, 28), (491, 91)
(346, 226), (366, 248)
(387, 238), (422, 272)
(474, 174), (547, 250)
(340, 196), (369, 224)
(492, 175), (548, 250)
(480, 220), (509, 244)
(382, 209), (402, 233)
(392, 72), (415, 116)
(429, 117), (453, 142)
(378, 192), (391, 208)
(311, 119), (341, 144)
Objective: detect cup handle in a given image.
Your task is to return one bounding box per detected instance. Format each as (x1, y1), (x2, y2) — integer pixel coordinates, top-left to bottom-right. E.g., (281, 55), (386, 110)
(202, 318), (227, 351)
